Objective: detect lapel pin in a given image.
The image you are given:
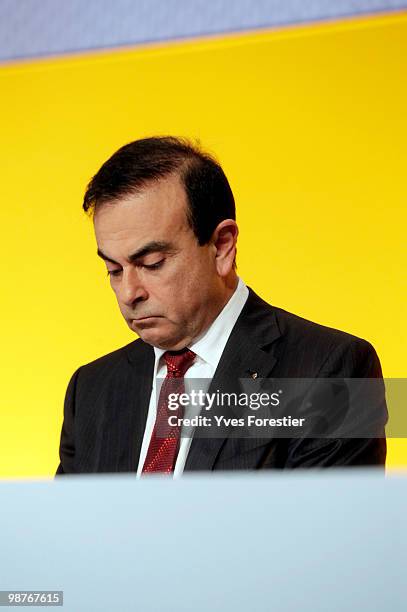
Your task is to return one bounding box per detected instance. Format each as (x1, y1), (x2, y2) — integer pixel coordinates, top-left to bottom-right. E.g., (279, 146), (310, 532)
(251, 372), (258, 379)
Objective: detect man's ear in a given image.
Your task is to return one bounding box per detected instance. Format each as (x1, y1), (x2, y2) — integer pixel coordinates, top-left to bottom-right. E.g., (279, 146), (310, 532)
(212, 220), (239, 276)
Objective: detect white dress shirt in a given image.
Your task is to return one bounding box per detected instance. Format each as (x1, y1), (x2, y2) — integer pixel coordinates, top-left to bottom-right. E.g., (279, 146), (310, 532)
(136, 277), (249, 478)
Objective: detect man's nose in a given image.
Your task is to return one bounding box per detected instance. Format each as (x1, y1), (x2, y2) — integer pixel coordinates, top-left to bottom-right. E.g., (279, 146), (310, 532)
(118, 267), (148, 306)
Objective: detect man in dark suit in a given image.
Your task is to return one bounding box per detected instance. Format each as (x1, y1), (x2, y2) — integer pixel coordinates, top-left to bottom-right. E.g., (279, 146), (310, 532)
(56, 137), (387, 475)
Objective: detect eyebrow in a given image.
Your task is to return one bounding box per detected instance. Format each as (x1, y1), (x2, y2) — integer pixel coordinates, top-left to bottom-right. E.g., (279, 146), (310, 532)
(97, 241), (174, 265)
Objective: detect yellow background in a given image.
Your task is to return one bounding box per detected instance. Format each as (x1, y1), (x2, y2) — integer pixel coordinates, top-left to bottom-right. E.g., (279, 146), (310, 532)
(0, 12), (405, 477)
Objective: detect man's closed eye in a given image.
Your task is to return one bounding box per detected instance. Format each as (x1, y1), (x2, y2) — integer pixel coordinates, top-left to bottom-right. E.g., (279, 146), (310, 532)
(107, 259), (165, 277)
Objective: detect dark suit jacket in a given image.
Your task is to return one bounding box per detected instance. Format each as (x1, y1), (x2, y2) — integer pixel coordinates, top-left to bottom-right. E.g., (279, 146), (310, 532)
(56, 288), (387, 474)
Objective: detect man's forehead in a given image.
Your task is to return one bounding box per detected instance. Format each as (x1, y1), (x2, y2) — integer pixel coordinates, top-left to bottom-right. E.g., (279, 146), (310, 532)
(94, 174), (189, 227)
(93, 175), (193, 261)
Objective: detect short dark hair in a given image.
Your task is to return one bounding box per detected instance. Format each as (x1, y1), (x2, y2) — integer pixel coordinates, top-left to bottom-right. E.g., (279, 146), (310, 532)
(83, 136), (236, 246)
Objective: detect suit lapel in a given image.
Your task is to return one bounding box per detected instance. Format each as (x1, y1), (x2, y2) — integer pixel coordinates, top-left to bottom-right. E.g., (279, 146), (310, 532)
(124, 340), (155, 471)
(184, 287), (282, 471)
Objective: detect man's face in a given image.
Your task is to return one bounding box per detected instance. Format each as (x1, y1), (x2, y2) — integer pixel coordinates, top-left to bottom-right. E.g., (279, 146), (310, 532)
(93, 173), (231, 350)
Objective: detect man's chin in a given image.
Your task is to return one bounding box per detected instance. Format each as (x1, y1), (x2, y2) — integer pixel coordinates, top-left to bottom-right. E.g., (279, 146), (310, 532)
(138, 329), (189, 351)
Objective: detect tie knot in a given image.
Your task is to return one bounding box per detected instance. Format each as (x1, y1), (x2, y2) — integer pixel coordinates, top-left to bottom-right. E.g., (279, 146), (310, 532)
(164, 348), (196, 378)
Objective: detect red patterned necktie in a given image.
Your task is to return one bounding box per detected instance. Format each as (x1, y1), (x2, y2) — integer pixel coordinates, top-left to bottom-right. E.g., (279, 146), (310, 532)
(142, 348), (196, 474)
